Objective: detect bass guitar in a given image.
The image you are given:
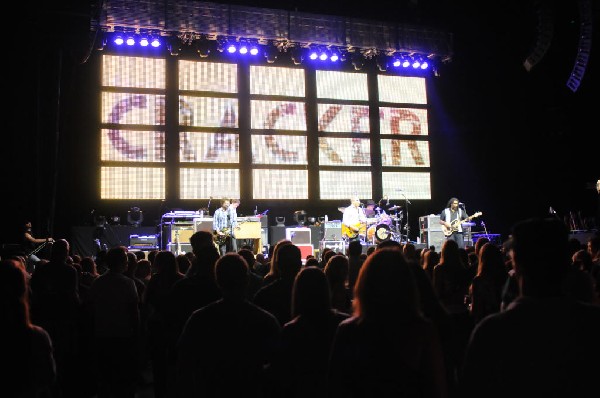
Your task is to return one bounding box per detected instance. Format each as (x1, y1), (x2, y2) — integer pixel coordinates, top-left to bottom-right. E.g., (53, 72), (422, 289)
(441, 212), (482, 237)
(341, 222), (366, 239)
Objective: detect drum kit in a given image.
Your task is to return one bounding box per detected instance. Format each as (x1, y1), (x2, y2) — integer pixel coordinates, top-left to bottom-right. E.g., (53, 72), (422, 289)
(339, 203), (404, 244)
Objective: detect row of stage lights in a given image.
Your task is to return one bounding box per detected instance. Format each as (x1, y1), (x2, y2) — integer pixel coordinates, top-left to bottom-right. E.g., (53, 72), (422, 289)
(113, 35), (161, 48)
(107, 33), (431, 71)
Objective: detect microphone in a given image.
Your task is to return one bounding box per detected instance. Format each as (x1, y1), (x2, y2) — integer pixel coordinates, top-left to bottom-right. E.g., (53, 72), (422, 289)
(254, 205), (258, 215)
(549, 206), (556, 214)
(385, 195), (389, 206)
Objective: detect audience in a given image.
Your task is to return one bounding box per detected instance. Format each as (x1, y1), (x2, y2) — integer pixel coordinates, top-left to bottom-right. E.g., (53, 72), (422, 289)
(460, 217), (600, 397)
(1, 259), (56, 397)
(176, 253), (281, 397)
(328, 248), (447, 398)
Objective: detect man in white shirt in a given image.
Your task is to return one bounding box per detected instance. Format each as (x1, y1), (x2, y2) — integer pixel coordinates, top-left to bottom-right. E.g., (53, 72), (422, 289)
(342, 196), (367, 242)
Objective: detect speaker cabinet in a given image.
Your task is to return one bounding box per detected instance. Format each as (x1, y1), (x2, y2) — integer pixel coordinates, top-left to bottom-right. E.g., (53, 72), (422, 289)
(296, 244), (314, 263)
(286, 228), (311, 245)
(269, 226), (286, 245)
(171, 227), (195, 244)
(194, 218), (214, 233)
(323, 221), (342, 241)
(235, 221), (261, 239)
(420, 230), (445, 251)
(419, 215), (441, 231)
(261, 228), (269, 247)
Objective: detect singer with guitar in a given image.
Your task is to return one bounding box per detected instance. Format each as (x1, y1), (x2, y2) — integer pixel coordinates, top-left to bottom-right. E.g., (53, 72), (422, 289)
(213, 199), (233, 256)
(342, 195), (367, 242)
(439, 198), (482, 249)
(23, 220), (54, 270)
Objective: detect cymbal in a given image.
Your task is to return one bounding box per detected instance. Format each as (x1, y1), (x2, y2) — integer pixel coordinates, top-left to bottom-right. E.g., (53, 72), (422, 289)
(388, 205), (402, 211)
(338, 207), (346, 212)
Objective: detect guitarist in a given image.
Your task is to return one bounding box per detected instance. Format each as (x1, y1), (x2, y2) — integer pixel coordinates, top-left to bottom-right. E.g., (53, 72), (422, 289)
(213, 199), (233, 255)
(342, 195), (367, 242)
(228, 198), (240, 252)
(439, 197), (469, 249)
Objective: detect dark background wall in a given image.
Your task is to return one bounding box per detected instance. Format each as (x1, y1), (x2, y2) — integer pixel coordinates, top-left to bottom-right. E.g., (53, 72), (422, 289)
(2, 0), (597, 247)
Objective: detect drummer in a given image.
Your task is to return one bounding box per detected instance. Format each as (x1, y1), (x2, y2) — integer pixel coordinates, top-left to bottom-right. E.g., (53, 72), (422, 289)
(364, 200), (378, 218)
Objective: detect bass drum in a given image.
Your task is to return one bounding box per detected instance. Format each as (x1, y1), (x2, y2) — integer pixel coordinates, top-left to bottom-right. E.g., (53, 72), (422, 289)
(374, 223), (391, 242)
(367, 223), (391, 243)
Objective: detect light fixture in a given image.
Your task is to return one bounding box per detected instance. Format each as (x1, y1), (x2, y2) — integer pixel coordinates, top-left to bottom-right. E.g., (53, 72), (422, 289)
(168, 36), (182, 56)
(401, 55), (410, 68)
(319, 48), (328, 61)
(329, 48), (340, 62)
(351, 51), (364, 70)
(293, 210), (307, 226)
(249, 43), (259, 55)
(114, 35), (124, 45)
(96, 34), (107, 51)
(127, 207), (144, 227)
(195, 35), (211, 57)
(265, 43), (278, 63)
(376, 53), (388, 71)
(139, 36), (149, 47)
(126, 36), (135, 46)
(150, 36), (161, 47)
(276, 217), (286, 226)
(94, 214), (107, 228)
(291, 47), (304, 65)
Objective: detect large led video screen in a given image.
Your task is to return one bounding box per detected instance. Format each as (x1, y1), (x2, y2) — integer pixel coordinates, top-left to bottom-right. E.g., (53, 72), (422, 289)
(99, 54), (432, 201)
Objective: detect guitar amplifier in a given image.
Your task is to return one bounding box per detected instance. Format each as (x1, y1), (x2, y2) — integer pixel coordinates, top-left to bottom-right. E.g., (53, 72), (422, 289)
(420, 230), (445, 251)
(286, 228), (311, 245)
(323, 221), (342, 241)
(419, 215), (441, 232)
(128, 234), (159, 250)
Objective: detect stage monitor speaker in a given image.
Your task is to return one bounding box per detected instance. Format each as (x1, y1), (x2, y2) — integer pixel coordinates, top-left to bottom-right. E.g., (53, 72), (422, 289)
(323, 221), (342, 241)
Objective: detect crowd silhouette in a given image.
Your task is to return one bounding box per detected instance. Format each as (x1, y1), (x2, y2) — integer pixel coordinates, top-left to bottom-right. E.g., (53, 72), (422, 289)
(2, 218), (600, 397)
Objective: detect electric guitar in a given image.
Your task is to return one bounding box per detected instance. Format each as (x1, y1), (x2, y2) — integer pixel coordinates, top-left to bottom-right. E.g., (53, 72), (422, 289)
(342, 222), (366, 239)
(214, 227), (231, 246)
(441, 211), (482, 237)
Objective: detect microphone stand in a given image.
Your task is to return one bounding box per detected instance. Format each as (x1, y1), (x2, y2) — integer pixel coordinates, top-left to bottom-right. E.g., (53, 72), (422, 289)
(481, 220), (490, 240)
(207, 196), (212, 216)
(401, 193), (411, 242)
